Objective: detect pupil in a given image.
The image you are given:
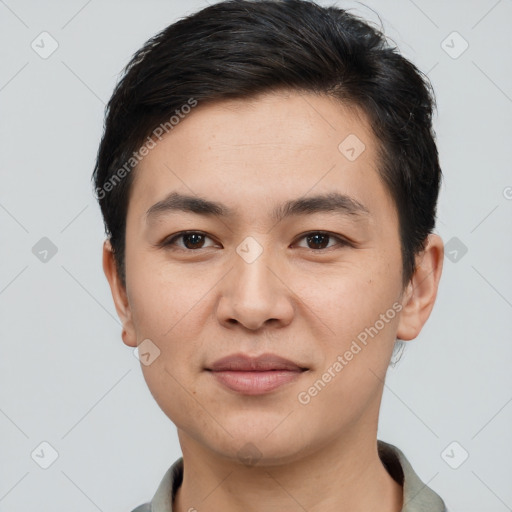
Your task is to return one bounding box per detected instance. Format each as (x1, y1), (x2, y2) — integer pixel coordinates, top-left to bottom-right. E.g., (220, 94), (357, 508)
(184, 233), (204, 249)
(307, 233), (328, 249)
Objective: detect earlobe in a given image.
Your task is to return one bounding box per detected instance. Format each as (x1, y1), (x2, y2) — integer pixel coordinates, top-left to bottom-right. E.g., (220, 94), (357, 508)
(102, 239), (138, 347)
(396, 234), (444, 341)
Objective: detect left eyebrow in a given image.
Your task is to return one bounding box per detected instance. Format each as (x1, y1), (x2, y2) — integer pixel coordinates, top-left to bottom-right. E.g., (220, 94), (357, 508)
(145, 191), (371, 225)
(271, 192), (370, 223)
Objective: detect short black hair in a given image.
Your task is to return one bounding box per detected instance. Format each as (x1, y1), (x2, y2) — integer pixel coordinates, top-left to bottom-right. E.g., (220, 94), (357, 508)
(92, 0), (442, 288)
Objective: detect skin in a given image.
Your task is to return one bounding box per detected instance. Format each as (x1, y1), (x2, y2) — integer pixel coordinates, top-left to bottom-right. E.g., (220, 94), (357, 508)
(103, 90), (444, 512)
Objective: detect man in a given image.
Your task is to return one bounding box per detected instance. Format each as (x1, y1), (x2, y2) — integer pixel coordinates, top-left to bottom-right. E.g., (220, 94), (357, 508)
(93, 1), (446, 510)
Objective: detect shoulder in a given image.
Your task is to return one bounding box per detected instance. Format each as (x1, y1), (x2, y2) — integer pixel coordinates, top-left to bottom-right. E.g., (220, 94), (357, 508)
(130, 503), (151, 512)
(378, 440), (448, 511)
(128, 457), (184, 512)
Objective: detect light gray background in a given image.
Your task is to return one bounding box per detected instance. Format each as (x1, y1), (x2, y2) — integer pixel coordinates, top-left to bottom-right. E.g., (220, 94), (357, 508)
(1, 0), (511, 510)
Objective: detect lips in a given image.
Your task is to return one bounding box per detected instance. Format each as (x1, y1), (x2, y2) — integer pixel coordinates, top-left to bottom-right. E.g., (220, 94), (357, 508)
(207, 353), (307, 372)
(207, 353), (308, 395)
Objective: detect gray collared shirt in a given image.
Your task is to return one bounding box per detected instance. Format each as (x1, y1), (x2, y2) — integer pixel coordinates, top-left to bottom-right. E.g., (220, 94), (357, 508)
(131, 440), (447, 512)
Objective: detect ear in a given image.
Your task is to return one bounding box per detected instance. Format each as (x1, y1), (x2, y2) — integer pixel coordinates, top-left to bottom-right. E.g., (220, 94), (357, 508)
(396, 234), (444, 341)
(102, 239), (137, 347)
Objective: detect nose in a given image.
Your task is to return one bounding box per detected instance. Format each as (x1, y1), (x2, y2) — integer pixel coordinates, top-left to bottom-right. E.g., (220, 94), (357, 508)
(216, 245), (295, 331)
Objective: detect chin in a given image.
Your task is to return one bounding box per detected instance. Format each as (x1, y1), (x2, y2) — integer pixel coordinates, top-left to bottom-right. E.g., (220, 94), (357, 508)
(218, 440), (305, 468)
(203, 425), (307, 466)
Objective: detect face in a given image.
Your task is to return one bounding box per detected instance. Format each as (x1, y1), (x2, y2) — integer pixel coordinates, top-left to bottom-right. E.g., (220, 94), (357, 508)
(104, 90), (432, 466)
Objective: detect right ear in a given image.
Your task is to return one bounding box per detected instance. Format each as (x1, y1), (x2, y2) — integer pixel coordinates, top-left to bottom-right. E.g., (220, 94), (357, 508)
(102, 239), (137, 347)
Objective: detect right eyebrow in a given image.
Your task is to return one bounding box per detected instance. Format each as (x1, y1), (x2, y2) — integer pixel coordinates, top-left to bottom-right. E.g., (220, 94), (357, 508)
(146, 192), (234, 222)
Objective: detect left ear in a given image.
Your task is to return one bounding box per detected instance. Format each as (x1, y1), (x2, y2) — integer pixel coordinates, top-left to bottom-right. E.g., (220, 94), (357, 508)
(396, 233), (444, 341)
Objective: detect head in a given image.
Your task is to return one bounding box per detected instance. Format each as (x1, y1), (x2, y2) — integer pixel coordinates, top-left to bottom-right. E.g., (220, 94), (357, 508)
(94, 0), (443, 464)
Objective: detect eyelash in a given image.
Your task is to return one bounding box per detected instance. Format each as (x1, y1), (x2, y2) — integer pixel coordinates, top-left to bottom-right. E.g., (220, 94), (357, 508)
(161, 230), (351, 252)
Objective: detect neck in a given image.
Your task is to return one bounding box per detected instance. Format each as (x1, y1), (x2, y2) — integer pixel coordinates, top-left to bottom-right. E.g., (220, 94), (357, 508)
(173, 427), (403, 512)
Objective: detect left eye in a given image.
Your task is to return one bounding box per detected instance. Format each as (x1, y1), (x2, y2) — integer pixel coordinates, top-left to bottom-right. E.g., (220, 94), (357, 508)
(295, 232), (347, 250)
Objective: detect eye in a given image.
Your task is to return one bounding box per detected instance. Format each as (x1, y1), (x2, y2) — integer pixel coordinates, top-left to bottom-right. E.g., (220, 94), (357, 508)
(294, 231), (349, 250)
(162, 231), (219, 250)
(160, 230), (350, 252)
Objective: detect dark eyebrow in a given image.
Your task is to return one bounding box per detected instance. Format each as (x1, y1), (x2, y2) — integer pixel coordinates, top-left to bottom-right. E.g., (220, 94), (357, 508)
(272, 192), (370, 223)
(145, 191), (370, 224)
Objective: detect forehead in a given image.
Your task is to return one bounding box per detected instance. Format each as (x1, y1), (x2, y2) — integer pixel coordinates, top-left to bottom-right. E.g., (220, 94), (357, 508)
(128, 91), (396, 227)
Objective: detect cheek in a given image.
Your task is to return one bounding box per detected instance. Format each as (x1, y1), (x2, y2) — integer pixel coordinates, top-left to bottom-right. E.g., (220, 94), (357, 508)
(126, 246), (210, 340)
(295, 275), (399, 432)
(132, 271), (211, 429)
(296, 261), (400, 340)
(140, 357), (208, 437)
(293, 263), (401, 411)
